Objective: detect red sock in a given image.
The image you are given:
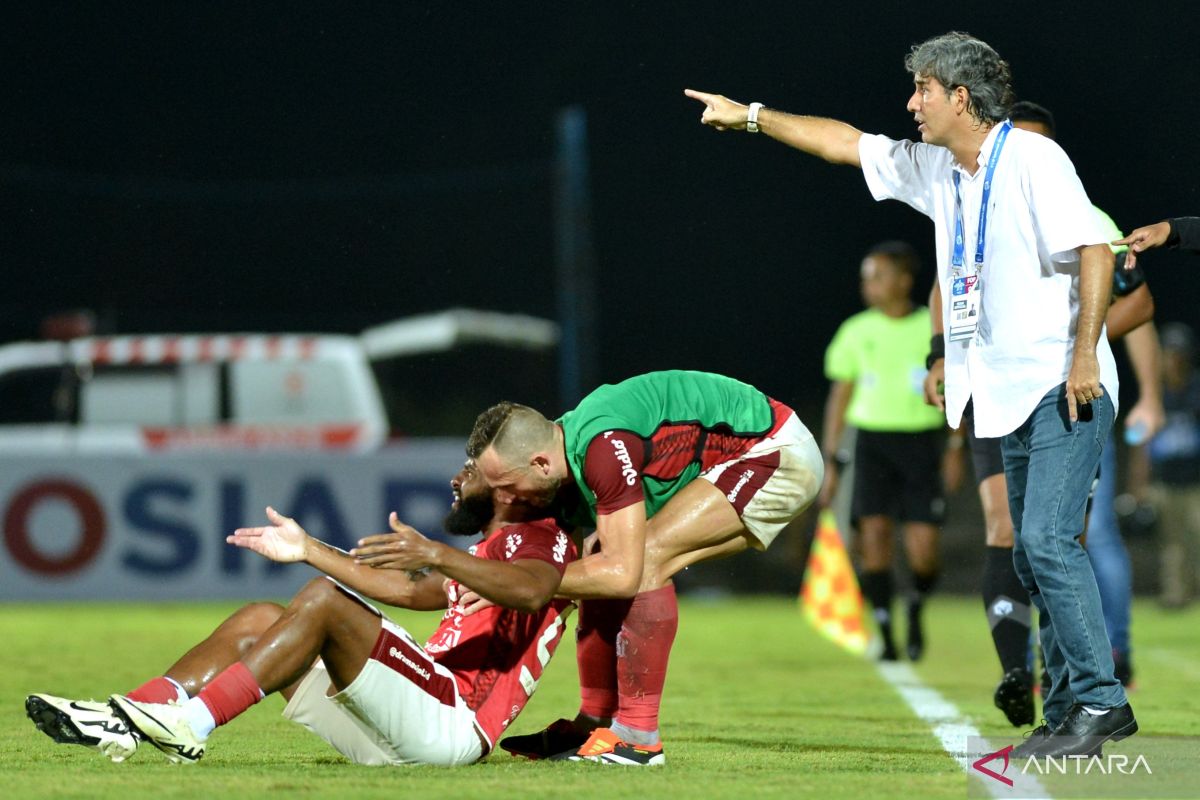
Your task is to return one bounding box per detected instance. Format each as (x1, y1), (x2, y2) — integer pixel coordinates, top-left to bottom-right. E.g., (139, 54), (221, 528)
(126, 676), (185, 704)
(196, 663), (264, 727)
(614, 584), (678, 733)
(576, 597), (632, 720)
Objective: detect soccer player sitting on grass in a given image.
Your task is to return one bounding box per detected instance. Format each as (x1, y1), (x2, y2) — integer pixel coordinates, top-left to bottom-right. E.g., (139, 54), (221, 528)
(25, 459), (575, 767)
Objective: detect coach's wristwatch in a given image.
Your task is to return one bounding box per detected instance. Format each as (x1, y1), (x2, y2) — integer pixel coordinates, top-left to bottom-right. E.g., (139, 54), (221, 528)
(746, 102), (764, 133)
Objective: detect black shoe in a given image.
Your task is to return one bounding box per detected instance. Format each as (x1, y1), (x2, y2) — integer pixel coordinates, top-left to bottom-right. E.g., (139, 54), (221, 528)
(1035, 703), (1138, 759)
(879, 641), (900, 662)
(499, 718), (590, 760)
(1011, 721), (1053, 758)
(994, 668), (1035, 727)
(906, 602), (924, 661)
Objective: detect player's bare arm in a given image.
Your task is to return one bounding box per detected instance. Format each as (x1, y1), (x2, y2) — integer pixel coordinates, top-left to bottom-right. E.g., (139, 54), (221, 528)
(228, 507), (447, 610)
(352, 514), (564, 614)
(684, 88), (863, 166)
(1105, 283), (1154, 341)
(818, 380), (854, 508)
(557, 502), (647, 600)
(1121, 322), (1166, 442)
(1066, 243), (1116, 421)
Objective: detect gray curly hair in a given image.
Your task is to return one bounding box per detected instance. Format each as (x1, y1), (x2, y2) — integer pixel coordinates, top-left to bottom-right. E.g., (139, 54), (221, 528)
(904, 32), (1014, 125)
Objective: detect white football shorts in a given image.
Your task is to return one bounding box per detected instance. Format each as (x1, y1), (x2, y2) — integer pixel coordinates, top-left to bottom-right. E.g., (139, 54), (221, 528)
(699, 409), (823, 548)
(282, 617), (483, 767)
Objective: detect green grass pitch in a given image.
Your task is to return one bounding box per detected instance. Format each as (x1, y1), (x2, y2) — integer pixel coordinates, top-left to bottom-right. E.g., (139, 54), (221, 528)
(2, 597), (1198, 799)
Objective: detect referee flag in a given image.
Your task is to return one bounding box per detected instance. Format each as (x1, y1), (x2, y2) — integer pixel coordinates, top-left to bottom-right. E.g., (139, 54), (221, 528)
(800, 510), (867, 655)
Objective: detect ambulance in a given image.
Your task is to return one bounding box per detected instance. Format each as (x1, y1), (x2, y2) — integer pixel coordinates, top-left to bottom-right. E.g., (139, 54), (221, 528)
(0, 309), (558, 601)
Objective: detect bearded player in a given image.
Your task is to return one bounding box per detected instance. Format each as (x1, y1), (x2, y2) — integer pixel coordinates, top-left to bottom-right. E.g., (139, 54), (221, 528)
(457, 370), (823, 765)
(26, 460), (575, 767)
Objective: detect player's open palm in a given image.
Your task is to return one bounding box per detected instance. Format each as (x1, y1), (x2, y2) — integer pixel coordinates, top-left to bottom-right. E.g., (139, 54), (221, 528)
(227, 506), (309, 563)
(352, 513), (439, 570)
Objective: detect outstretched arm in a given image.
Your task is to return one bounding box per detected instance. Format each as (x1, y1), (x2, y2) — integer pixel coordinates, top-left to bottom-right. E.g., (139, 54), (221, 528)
(351, 514), (564, 614)
(227, 507), (448, 610)
(684, 89), (863, 166)
(1113, 217), (1200, 267)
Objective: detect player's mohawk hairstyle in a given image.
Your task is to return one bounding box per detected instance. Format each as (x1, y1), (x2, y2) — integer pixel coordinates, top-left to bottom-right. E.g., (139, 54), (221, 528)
(467, 402), (555, 464)
(467, 402), (519, 459)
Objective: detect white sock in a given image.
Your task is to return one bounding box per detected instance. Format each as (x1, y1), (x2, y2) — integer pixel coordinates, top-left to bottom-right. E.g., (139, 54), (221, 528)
(165, 676), (189, 704)
(181, 697), (216, 740)
(1082, 705), (1111, 716)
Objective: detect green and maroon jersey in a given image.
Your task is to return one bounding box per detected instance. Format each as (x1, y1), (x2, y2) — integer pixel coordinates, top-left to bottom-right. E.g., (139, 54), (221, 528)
(559, 370), (789, 526)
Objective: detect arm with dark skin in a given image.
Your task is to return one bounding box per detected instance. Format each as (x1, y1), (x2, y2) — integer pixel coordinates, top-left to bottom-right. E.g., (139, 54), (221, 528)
(922, 281), (947, 411)
(351, 513), (563, 614)
(817, 380), (853, 508)
(1105, 283), (1154, 340)
(1120, 321), (1166, 441)
(228, 507), (448, 610)
(1114, 217), (1200, 266)
(918, 280), (965, 491)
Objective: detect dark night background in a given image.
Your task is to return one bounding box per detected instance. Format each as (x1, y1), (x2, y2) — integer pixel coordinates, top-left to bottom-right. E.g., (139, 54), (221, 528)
(3, 1), (1198, 425)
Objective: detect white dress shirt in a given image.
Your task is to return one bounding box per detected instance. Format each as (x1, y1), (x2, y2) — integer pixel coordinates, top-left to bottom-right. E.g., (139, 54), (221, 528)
(858, 124), (1119, 438)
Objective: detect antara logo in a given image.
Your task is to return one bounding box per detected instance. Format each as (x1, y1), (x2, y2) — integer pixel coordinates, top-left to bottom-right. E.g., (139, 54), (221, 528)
(972, 744), (1014, 787)
(972, 743), (1153, 787)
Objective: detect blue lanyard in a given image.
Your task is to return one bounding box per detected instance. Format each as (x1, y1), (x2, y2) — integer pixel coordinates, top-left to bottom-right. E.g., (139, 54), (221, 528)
(952, 121), (1012, 270)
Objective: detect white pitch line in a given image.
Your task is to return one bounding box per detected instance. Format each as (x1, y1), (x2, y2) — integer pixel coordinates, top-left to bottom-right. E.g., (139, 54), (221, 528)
(875, 661), (1051, 799)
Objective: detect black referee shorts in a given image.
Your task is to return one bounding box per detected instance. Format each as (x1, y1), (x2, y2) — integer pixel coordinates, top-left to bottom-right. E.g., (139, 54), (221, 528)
(851, 428), (945, 525)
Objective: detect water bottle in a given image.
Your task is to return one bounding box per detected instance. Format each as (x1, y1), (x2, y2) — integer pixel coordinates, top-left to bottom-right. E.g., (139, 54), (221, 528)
(1124, 421), (1148, 446)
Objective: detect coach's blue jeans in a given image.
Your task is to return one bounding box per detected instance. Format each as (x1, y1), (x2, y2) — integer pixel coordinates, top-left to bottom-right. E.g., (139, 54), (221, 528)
(1086, 432), (1132, 656)
(1002, 384), (1126, 728)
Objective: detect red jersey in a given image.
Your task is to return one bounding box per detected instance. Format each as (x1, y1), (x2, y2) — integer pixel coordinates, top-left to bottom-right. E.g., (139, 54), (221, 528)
(423, 518), (576, 746)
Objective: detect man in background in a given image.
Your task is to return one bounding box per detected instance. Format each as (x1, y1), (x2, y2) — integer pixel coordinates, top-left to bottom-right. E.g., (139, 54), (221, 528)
(820, 241), (945, 661)
(1145, 323), (1200, 608)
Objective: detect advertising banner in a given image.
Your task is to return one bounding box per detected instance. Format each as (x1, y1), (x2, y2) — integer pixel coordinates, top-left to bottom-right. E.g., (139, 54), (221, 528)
(0, 439), (467, 601)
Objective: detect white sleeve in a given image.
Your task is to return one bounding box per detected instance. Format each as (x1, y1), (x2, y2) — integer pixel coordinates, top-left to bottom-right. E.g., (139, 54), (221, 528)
(858, 133), (942, 218)
(1024, 139), (1111, 262)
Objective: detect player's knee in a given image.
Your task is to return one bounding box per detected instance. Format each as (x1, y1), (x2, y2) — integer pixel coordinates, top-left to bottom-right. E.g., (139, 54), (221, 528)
(230, 602), (286, 654)
(237, 602), (286, 632)
(289, 577), (344, 615)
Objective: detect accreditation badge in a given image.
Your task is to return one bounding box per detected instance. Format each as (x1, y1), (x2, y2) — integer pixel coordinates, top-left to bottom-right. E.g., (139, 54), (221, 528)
(947, 270), (981, 342)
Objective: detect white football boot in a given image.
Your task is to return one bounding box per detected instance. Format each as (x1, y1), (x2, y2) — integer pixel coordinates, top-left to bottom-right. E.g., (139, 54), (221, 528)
(26, 693), (139, 762)
(109, 695), (206, 764)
